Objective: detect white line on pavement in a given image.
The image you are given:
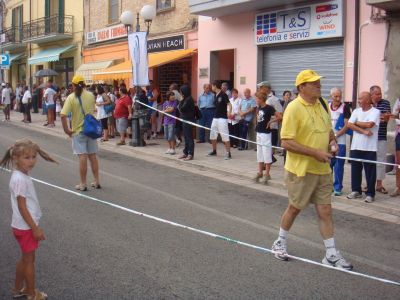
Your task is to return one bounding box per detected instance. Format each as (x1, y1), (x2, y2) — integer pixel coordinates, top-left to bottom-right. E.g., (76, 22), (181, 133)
(3, 166), (397, 287)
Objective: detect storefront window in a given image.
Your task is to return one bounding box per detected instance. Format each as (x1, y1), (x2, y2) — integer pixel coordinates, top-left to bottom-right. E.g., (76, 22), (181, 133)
(53, 58), (74, 88)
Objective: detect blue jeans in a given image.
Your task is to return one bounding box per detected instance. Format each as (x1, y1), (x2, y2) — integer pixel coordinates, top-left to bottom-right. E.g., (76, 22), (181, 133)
(330, 144), (346, 192)
(198, 108), (215, 142)
(239, 120), (250, 149)
(350, 150), (377, 197)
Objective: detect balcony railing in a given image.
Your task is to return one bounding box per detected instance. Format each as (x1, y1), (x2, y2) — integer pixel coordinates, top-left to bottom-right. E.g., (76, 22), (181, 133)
(1, 26), (23, 44)
(22, 14), (73, 43)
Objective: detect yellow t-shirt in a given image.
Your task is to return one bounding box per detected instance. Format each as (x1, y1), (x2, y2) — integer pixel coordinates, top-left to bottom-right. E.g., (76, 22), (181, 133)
(281, 96), (332, 177)
(60, 90), (95, 134)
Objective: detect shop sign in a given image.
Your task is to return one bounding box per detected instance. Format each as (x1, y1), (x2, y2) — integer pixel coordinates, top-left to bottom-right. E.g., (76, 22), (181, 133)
(147, 35), (184, 53)
(86, 24), (128, 45)
(0, 53), (10, 69)
(255, 0), (343, 45)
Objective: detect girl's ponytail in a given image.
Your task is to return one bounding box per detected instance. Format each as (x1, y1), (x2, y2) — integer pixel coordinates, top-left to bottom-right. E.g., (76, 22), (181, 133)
(0, 146), (14, 169)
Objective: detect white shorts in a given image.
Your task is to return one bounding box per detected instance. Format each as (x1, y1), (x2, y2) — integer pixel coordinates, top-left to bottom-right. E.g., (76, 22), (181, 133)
(377, 140), (387, 180)
(256, 132), (272, 163)
(210, 118), (229, 142)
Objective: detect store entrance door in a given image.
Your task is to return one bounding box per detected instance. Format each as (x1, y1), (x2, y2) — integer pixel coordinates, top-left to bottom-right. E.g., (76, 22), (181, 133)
(210, 49), (234, 89)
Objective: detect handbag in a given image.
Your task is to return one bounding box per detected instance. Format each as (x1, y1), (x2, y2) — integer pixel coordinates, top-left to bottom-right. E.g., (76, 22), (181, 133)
(77, 96), (103, 139)
(104, 102), (115, 114)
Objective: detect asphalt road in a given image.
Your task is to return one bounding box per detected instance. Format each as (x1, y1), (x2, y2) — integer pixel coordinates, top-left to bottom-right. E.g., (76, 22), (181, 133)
(1, 123), (399, 299)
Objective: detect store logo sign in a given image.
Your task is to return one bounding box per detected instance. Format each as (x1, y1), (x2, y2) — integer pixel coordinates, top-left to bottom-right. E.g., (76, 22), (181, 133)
(255, 0), (343, 45)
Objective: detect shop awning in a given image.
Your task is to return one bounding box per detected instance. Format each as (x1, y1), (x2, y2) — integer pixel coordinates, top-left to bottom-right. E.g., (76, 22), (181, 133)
(75, 60), (118, 84)
(9, 53), (25, 64)
(92, 49), (197, 81)
(28, 45), (76, 65)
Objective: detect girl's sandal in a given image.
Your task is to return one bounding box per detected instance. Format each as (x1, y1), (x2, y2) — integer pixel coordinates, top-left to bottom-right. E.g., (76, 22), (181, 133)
(91, 182), (102, 189)
(75, 184), (88, 191)
(27, 290), (47, 300)
(12, 287), (28, 298)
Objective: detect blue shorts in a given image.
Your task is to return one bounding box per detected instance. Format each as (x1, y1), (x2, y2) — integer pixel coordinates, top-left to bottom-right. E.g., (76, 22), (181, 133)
(72, 133), (98, 155)
(47, 104), (55, 110)
(164, 124), (175, 141)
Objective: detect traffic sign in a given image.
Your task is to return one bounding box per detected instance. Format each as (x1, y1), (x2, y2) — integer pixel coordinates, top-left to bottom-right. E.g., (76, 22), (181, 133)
(0, 54), (10, 68)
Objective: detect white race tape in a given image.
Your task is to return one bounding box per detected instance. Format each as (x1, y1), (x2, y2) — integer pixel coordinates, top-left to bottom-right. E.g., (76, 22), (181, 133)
(19, 170), (400, 287)
(135, 99), (400, 168)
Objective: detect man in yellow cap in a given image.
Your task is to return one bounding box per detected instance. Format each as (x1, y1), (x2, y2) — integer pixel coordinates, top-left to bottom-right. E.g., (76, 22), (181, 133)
(271, 70), (353, 270)
(60, 75), (101, 191)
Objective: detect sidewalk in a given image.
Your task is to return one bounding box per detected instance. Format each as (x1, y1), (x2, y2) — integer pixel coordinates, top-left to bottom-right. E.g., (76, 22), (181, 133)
(4, 110), (400, 224)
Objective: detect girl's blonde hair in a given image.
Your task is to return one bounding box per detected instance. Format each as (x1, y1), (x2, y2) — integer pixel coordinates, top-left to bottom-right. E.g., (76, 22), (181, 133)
(0, 139), (57, 169)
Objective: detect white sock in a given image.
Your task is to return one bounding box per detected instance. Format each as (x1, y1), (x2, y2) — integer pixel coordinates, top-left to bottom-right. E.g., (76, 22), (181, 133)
(278, 227), (288, 243)
(324, 238), (338, 257)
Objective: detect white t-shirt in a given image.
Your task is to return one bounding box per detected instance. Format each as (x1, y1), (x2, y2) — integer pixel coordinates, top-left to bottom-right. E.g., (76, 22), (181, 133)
(96, 94), (108, 120)
(22, 90), (32, 104)
(2, 87), (11, 104)
(228, 97), (242, 125)
(392, 98), (400, 134)
(349, 107), (380, 151)
(330, 102), (346, 145)
(44, 88), (57, 105)
(9, 170), (42, 230)
(266, 93), (283, 130)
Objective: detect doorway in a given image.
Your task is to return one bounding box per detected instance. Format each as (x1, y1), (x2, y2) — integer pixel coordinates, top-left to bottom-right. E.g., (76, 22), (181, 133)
(210, 49), (234, 89)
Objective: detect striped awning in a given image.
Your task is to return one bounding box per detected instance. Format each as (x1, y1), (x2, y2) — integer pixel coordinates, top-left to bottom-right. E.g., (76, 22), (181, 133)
(28, 45), (76, 65)
(75, 60), (117, 84)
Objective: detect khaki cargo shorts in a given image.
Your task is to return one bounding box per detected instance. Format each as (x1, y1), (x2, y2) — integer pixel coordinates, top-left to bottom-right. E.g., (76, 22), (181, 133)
(285, 171), (332, 210)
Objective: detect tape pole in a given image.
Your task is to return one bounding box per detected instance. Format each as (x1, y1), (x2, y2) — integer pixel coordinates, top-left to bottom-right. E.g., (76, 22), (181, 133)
(134, 99), (400, 168)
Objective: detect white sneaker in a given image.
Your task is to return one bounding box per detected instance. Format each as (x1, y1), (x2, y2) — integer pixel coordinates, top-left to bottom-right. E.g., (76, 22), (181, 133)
(346, 191), (362, 199)
(170, 149), (176, 155)
(176, 139), (181, 147)
(165, 149), (172, 154)
(364, 196), (375, 203)
(322, 252), (353, 270)
(271, 239), (289, 261)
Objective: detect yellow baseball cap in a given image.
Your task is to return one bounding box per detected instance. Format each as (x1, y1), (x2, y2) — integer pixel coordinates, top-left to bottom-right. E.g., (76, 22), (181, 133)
(72, 75), (85, 85)
(295, 69), (323, 87)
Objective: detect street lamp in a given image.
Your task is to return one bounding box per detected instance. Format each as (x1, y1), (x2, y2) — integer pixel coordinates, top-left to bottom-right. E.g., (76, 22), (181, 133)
(120, 5), (156, 34)
(120, 5), (156, 147)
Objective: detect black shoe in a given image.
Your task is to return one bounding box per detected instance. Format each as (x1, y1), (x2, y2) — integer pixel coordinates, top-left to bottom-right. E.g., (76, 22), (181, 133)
(207, 150), (217, 157)
(272, 155), (277, 164)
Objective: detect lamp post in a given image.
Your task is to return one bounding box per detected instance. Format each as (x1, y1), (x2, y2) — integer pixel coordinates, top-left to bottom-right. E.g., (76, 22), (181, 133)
(120, 5), (156, 147)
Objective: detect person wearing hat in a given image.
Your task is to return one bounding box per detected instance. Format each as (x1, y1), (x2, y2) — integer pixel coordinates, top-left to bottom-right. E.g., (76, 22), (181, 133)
(271, 70), (353, 270)
(60, 75), (101, 191)
(257, 81), (283, 162)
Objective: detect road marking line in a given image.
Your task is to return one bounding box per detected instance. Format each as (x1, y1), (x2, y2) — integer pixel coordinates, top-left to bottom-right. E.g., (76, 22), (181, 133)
(22, 174), (400, 287)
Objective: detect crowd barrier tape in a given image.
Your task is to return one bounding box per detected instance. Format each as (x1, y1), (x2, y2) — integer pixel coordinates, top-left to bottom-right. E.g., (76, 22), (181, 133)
(1, 167), (398, 286)
(135, 100), (400, 169)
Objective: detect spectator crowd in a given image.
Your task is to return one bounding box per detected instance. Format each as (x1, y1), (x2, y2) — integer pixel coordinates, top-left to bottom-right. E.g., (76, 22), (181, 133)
(1, 75), (400, 203)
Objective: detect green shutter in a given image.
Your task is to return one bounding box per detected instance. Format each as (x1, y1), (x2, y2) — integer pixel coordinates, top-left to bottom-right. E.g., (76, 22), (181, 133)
(11, 8), (16, 41)
(59, 0), (64, 16)
(58, 0), (65, 32)
(19, 6), (23, 40)
(45, 0), (50, 33)
(45, 0), (50, 17)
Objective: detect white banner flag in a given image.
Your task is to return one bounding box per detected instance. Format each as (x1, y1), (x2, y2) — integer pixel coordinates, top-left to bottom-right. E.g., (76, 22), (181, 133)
(128, 31), (149, 86)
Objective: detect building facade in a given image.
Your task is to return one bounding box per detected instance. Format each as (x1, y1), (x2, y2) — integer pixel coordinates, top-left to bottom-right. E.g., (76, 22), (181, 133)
(0, 0), (84, 89)
(81, 0), (198, 97)
(190, 0), (399, 106)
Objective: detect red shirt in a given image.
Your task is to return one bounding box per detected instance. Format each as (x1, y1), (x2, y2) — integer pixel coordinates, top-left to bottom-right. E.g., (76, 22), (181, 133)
(114, 95), (132, 119)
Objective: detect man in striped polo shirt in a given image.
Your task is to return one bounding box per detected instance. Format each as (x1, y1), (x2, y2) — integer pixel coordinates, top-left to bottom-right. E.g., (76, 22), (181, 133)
(371, 85), (391, 195)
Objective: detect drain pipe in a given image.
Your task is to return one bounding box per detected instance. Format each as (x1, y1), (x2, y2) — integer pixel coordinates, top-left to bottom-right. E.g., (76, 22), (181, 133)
(29, 0), (32, 88)
(352, 0), (361, 109)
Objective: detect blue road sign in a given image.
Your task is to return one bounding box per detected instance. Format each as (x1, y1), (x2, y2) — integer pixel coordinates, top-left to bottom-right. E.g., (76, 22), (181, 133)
(0, 54), (10, 67)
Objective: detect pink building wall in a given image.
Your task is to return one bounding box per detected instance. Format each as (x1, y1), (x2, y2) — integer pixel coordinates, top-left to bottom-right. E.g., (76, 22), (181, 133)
(197, 0), (387, 102)
(198, 14), (257, 97)
(358, 2), (387, 94)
